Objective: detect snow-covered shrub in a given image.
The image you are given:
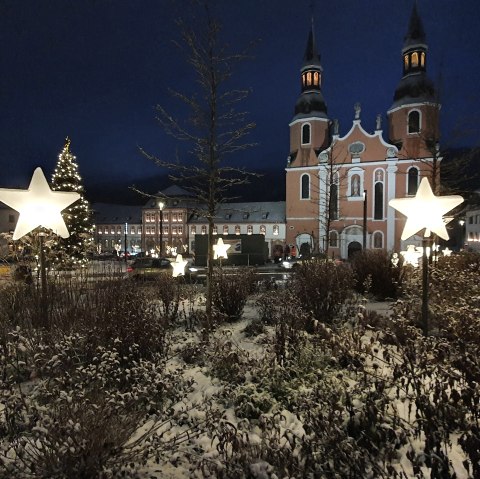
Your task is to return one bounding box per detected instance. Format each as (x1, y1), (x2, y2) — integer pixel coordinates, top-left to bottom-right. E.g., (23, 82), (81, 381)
(145, 273), (184, 323)
(232, 383), (275, 420)
(211, 269), (257, 322)
(350, 249), (407, 300)
(290, 259), (354, 324)
(0, 333), (190, 478)
(207, 332), (256, 384)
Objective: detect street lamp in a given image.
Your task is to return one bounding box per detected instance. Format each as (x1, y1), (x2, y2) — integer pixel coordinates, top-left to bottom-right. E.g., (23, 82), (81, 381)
(363, 190), (368, 250)
(158, 200), (165, 257)
(124, 222), (128, 264)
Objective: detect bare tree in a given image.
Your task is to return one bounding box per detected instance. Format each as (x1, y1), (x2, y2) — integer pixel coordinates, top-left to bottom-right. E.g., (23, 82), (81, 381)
(139, 1), (256, 322)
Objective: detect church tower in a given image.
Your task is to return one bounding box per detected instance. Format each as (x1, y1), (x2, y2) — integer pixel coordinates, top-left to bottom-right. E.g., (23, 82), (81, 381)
(387, 1), (440, 162)
(288, 21), (330, 167)
(285, 21), (330, 251)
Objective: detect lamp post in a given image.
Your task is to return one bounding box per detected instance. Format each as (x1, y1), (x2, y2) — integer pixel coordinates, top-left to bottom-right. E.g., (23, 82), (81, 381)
(158, 200), (165, 257)
(389, 177), (463, 337)
(124, 222), (128, 264)
(363, 190), (368, 250)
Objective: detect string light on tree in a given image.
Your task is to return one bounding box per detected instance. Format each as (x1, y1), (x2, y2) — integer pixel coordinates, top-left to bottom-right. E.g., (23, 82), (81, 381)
(50, 137), (94, 266)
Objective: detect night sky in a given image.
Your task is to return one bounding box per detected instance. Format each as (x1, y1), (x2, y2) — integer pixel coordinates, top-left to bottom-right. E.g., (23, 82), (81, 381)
(0, 0), (479, 198)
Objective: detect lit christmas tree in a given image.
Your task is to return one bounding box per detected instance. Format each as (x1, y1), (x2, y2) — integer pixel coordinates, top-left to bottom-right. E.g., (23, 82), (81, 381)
(51, 137), (94, 266)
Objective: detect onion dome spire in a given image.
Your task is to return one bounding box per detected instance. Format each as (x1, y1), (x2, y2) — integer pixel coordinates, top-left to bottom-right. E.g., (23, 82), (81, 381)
(293, 19), (327, 120)
(390, 1), (435, 109)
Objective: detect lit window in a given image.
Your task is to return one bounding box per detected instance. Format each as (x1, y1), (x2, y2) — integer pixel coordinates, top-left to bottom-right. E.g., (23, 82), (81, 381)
(172, 213), (177, 222)
(313, 71), (319, 86)
(178, 212), (183, 222)
(373, 232), (383, 248)
(130, 227), (135, 235)
(191, 226), (196, 235)
(247, 225), (253, 235)
(201, 225), (207, 235)
(408, 110), (420, 134)
(163, 213), (169, 222)
(137, 227), (142, 234)
(163, 226), (168, 235)
(178, 226), (183, 235)
(117, 226), (122, 234)
(235, 225), (241, 235)
(223, 225), (229, 235)
(260, 225), (266, 235)
(420, 52), (425, 67)
(110, 227), (115, 234)
(273, 225), (279, 236)
(307, 72), (312, 85)
(213, 226), (218, 235)
(411, 52), (419, 67)
(404, 54), (409, 70)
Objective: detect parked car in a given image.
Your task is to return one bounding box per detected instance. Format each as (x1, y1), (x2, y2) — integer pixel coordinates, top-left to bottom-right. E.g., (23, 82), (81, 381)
(126, 257), (204, 283)
(280, 257), (304, 269)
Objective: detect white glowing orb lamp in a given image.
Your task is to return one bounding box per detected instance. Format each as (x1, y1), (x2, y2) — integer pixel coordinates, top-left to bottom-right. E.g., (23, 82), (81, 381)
(0, 167), (80, 240)
(213, 237), (230, 259)
(389, 178), (463, 241)
(172, 254), (188, 278)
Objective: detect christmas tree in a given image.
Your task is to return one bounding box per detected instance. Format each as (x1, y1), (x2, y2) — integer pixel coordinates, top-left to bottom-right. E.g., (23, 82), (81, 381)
(51, 138), (94, 266)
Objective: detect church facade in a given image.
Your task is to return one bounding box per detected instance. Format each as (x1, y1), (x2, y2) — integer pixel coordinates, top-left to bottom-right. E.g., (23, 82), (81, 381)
(286, 4), (441, 259)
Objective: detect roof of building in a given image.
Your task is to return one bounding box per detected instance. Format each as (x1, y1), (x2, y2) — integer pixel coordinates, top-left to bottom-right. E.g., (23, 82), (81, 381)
(189, 201), (286, 224)
(91, 203), (142, 224)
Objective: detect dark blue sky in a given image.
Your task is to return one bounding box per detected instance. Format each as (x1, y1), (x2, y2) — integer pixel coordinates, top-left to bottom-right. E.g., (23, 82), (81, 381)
(0, 0), (479, 192)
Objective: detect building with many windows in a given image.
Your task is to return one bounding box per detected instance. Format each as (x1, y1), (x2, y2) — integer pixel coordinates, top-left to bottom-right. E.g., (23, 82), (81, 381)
(92, 203), (142, 255)
(188, 201), (286, 259)
(286, 4), (441, 259)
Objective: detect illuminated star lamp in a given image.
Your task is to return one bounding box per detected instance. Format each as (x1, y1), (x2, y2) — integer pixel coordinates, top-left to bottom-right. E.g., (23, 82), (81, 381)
(172, 254), (188, 278)
(213, 237), (230, 259)
(389, 178), (463, 241)
(0, 167), (80, 240)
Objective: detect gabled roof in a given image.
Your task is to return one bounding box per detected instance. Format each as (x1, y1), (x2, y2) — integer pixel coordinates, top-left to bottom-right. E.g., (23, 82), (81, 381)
(189, 201), (286, 224)
(92, 203), (142, 224)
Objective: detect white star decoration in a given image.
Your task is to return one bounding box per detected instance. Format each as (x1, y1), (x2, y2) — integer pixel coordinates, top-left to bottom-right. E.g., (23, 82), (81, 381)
(0, 167), (80, 240)
(389, 178), (463, 240)
(172, 254), (188, 278)
(213, 237), (230, 259)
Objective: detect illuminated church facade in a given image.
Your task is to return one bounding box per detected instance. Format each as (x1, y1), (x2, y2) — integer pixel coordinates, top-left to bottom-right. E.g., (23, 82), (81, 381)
(286, 3), (441, 259)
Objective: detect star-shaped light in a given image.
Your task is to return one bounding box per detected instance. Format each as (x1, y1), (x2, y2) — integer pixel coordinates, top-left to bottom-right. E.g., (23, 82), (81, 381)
(442, 247), (452, 257)
(213, 237), (230, 259)
(389, 178), (463, 240)
(0, 167), (80, 240)
(172, 254), (188, 278)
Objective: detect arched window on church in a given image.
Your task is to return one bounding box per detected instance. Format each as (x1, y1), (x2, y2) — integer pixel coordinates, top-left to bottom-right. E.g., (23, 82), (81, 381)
(302, 123), (311, 145)
(329, 230), (338, 248)
(301, 174), (310, 199)
(374, 182), (384, 220)
(373, 231), (383, 249)
(408, 110), (420, 134)
(407, 167), (419, 195)
(411, 52), (419, 68)
(313, 71), (319, 87)
(329, 183), (338, 220)
(404, 54), (409, 71)
(307, 72), (312, 85)
(420, 52), (425, 67)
